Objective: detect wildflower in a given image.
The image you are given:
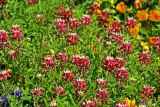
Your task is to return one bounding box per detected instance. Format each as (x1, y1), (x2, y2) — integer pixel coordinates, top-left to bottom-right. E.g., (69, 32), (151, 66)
(138, 51), (151, 66)
(116, 1), (127, 13)
(68, 18), (80, 31)
(136, 10), (148, 21)
(56, 52), (68, 65)
(7, 50), (19, 60)
(74, 90), (87, 99)
(43, 42), (47, 46)
(31, 87), (43, 98)
(133, 40), (137, 44)
(134, 0), (142, 9)
(10, 25), (23, 41)
(130, 78), (136, 82)
(119, 40), (132, 57)
(97, 36), (106, 42)
(0, 70), (11, 80)
(108, 32), (122, 42)
(127, 8), (133, 12)
(80, 15), (92, 26)
(55, 19), (67, 34)
(0, 96), (9, 106)
(73, 78), (87, 90)
(115, 101), (128, 107)
(148, 37), (158, 47)
(36, 73), (42, 79)
(124, 98), (137, 107)
(9, 87), (23, 97)
(125, 17), (137, 30)
(95, 78), (108, 87)
(130, 25), (139, 36)
(57, 7), (72, 20)
(141, 85), (154, 100)
(149, 9), (160, 22)
(98, 9), (110, 25)
(154, 37), (160, 51)
(28, 0), (37, 6)
(82, 99), (96, 107)
(61, 70), (75, 83)
(89, 1), (101, 15)
(114, 66), (129, 83)
(0, 30), (9, 42)
(50, 100), (58, 107)
(7, 69), (12, 73)
(141, 41), (149, 51)
(95, 88), (109, 105)
(66, 33), (80, 46)
(52, 86), (65, 97)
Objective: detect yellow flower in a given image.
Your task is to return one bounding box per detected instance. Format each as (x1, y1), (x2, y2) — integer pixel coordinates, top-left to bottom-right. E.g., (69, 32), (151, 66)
(133, 40), (137, 44)
(124, 98), (137, 107)
(127, 8), (132, 12)
(137, 35), (140, 41)
(49, 49), (54, 56)
(141, 41), (149, 51)
(7, 69), (12, 73)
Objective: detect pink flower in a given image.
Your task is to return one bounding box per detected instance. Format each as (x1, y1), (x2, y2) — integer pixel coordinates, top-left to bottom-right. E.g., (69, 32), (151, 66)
(61, 70), (75, 83)
(125, 17), (137, 30)
(0, 70), (11, 80)
(119, 40), (132, 57)
(138, 51), (152, 66)
(82, 99), (96, 107)
(95, 78), (108, 87)
(95, 88), (109, 105)
(73, 78), (87, 90)
(97, 36), (106, 42)
(98, 9), (110, 25)
(43, 42), (47, 46)
(66, 33), (80, 46)
(7, 50), (19, 60)
(42, 55), (56, 72)
(50, 100), (58, 107)
(10, 25), (23, 41)
(56, 52), (68, 65)
(28, 0), (37, 6)
(52, 86), (65, 97)
(80, 15), (92, 26)
(74, 90), (87, 99)
(154, 37), (160, 51)
(55, 19), (67, 34)
(0, 30), (9, 42)
(115, 101), (129, 107)
(89, 2), (100, 15)
(68, 18), (80, 31)
(114, 66), (129, 83)
(31, 87), (43, 98)
(57, 7), (72, 20)
(141, 85), (154, 100)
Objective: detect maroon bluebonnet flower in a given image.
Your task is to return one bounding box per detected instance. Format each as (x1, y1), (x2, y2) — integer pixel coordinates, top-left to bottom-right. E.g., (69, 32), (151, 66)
(115, 101), (129, 107)
(10, 25), (23, 41)
(55, 19), (67, 34)
(28, 0), (37, 6)
(89, 1), (100, 15)
(125, 17), (137, 30)
(50, 100), (58, 107)
(66, 33), (80, 46)
(138, 51), (152, 66)
(95, 78), (108, 87)
(56, 52), (68, 65)
(61, 70), (75, 83)
(31, 87), (43, 98)
(0, 70), (11, 80)
(7, 50), (19, 60)
(119, 40), (132, 57)
(141, 85), (154, 100)
(80, 15), (92, 26)
(52, 86), (65, 97)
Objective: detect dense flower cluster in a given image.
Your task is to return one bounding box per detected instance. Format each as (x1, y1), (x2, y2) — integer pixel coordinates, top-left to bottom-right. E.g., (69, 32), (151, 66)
(125, 17), (137, 30)
(154, 37), (160, 51)
(0, 70), (11, 80)
(80, 15), (92, 26)
(56, 52), (68, 65)
(98, 9), (110, 25)
(7, 50), (19, 60)
(55, 19), (67, 34)
(10, 25), (23, 41)
(95, 78), (108, 87)
(31, 87), (43, 98)
(57, 7), (72, 20)
(115, 101), (128, 107)
(68, 18), (80, 31)
(71, 55), (90, 72)
(42, 55), (56, 73)
(141, 85), (154, 100)
(0, 30), (10, 50)
(89, 1), (100, 15)
(66, 33), (80, 46)
(82, 99), (96, 107)
(9, 87), (23, 97)
(50, 100), (58, 107)
(138, 51), (152, 66)
(61, 70), (75, 83)
(52, 86), (65, 97)
(119, 40), (132, 57)
(0, 96), (9, 107)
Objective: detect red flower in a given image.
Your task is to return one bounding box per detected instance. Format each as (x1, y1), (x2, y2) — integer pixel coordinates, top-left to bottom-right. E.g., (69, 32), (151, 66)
(115, 101), (129, 107)
(55, 19), (67, 34)
(80, 15), (92, 26)
(119, 40), (132, 57)
(52, 86), (65, 97)
(154, 37), (160, 51)
(28, 0), (37, 6)
(56, 52), (68, 65)
(89, 1), (101, 15)
(114, 66), (129, 83)
(138, 51), (152, 66)
(141, 85), (154, 100)
(61, 70), (75, 83)
(82, 99), (96, 107)
(95, 78), (108, 87)
(98, 9), (110, 25)
(7, 50), (19, 60)
(68, 18), (80, 31)
(125, 17), (137, 30)
(0, 70), (11, 80)
(73, 78), (87, 90)
(0, 30), (10, 50)
(66, 33), (80, 46)
(31, 87), (43, 98)
(10, 25), (23, 41)
(57, 7), (72, 20)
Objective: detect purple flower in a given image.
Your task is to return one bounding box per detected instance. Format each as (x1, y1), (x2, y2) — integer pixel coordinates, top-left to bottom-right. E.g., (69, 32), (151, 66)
(0, 96), (9, 106)
(9, 87), (23, 97)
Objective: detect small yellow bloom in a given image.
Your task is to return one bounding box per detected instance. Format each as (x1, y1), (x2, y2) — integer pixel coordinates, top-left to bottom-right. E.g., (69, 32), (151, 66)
(133, 40), (137, 44)
(49, 49), (54, 56)
(123, 98), (137, 107)
(137, 35), (140, 41)
(8, 69), (12, 73)
(141, 41), (149, 51)
(127, 8), (132, 12)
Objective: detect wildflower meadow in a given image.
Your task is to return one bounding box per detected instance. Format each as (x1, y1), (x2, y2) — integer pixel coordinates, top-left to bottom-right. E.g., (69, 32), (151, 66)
(0, 0), (160, 107)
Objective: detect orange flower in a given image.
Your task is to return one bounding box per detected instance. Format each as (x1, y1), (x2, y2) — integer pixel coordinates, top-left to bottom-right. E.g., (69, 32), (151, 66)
(149, 9), (160, 22)
(148, 37), (158, 46)
(134, 0), (142, 9)
(130, 25), (139, 36)
(116, 1), (127, 13)
(136, 10), (148, 21)
(159, 0), (160, 4)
